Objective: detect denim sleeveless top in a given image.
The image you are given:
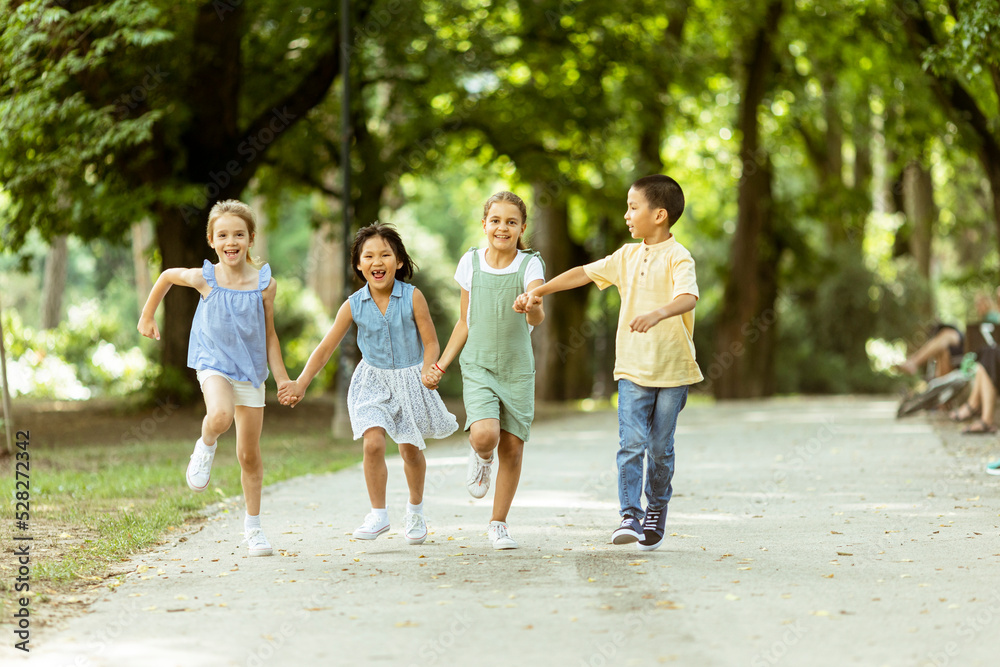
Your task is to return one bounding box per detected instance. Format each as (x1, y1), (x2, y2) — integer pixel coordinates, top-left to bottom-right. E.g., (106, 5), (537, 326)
(349, 280), (424, 370)
(187, 261), (270, 388)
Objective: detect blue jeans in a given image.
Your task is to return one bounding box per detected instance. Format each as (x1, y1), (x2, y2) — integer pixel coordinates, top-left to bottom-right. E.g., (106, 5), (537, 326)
(617, 380), (688, 521)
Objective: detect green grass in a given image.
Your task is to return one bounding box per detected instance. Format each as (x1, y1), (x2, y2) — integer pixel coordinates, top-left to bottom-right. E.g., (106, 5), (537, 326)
(0, 429), (362, 603)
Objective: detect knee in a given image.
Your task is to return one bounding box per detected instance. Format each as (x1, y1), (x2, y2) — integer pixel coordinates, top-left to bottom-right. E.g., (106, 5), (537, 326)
(399, 445), (424, 465)
(363, 435), (386, 459)
(206, 409), (234, 435)
(238, 447), (261, 472)
(469, 426), (499, 451)
(500, 443), (523, 468)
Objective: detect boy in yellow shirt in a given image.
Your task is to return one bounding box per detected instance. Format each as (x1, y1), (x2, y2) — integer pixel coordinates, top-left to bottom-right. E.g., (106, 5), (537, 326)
(514, 175), (703, 550)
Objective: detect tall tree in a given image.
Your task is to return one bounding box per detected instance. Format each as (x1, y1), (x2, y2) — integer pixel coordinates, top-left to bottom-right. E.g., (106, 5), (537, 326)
(714, 0), (785, 399)
(898, 0), (1000, 282)
(1, 0), (349, 397)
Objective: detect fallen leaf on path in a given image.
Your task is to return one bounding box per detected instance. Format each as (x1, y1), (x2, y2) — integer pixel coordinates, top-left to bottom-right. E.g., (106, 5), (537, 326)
(395, 621), (419, 627)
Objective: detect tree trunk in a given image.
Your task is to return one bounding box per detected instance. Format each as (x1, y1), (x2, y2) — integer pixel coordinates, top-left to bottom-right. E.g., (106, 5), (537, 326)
(903, 161), (935, 281)
(713, 0), (784, 400)
(155, 204), (215, 400)
(40, 235), (68, 330)
(531, 184), (592, 401)
(132, 220), (154, 317)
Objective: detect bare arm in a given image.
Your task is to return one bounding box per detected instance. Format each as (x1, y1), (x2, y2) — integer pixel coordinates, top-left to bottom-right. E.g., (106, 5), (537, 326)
(278, 300), (354, 407)
(262, 279), (291, 386)
(412, 288), (440, 377)
(629, 294), (698, 333)
(514, 265), (592, 314)
(137, 267), (209, 340)
(524, 278), (545, 326)
(424, 288), (469, 388)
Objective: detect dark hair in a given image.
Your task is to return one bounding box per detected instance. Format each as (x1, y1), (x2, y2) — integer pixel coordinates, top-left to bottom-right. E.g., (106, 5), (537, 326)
(482, 190), (529, 250)
(351, 222), (415, 281)
(631, 175), (685, 226)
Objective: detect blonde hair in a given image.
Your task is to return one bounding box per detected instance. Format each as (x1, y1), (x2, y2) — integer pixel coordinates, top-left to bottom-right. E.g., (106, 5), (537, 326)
(206, 199), (261, 267)
(482, 191), (528, 250)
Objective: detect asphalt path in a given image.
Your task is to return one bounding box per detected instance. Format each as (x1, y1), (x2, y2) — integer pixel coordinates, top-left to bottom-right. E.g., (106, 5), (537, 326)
(5, 397), (1000, 667)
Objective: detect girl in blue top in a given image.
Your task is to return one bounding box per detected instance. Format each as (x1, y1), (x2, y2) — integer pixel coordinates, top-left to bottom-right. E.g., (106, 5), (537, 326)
(138, 199), (291, 558)
(279, 222), (457, 545)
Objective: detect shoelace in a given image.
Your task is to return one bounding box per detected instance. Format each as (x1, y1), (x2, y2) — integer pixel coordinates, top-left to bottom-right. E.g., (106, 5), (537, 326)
(405, 513), (424, 532)
(492, 523), (508, 540)
(362, 513), (385, 530)
(190, 450), (212, 469)
(474, 457), (493, 484)
(643, 509), (661, 530)
(244, 527), (268, 547)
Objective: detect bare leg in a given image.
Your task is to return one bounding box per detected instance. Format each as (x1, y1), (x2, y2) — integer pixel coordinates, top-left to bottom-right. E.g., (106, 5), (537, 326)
(901, 329), (962, 375)
(234, 406), (264, 516)
(399, 443), (426, 505)
(979, 365), (997, 427)
(491, 431), (524, 523)
(362, 427), (388, 508)
(201, 376), (235, 445)
(469, 419), (501, 459)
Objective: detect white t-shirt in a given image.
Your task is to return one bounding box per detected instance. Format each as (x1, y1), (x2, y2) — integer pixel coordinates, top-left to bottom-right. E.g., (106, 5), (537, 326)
(454, 249), (545, 328)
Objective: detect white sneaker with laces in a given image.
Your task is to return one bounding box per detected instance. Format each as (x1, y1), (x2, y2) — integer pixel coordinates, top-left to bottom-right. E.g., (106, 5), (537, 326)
(488, 521), (518, 550)
(186, 440), (215, 492)
(244, 527), (273, 557)
(466, 448), (494, 499)
(352, 512), (390, 540)
(404, 512), (428, 545)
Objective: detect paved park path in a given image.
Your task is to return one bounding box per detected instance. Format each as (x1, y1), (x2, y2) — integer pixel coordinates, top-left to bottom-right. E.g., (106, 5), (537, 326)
(6, 397), (1000, 667)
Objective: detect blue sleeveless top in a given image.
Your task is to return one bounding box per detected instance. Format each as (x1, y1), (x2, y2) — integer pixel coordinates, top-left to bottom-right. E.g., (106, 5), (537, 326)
(348, 280), (424, 370)
(187, 260), (271, 387)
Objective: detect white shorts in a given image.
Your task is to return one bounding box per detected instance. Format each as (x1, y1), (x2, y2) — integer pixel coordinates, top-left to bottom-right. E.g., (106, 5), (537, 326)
(196, 369), (266, 408)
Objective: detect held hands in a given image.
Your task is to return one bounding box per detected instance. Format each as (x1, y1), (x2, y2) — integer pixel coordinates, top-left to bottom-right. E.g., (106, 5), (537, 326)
(513, 292), (542, 313)
(629, 311), (664, 333)
(277, 379), (304, 407)
(422, 362), (445, 390)
(137, 315), (160, 340)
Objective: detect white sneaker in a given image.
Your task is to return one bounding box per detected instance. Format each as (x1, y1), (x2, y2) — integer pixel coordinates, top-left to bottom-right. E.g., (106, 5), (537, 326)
(186, 440), (215, 492)
(404, 512), (427, 545)
(352, 512), (390, 540)
(244, 527), (273, 557)
(466, 448), (494, 499)
(488, 521), (518, 550)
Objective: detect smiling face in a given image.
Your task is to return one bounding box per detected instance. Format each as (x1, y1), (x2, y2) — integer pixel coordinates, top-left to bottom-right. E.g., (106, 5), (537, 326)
(482, 201), (526, 252)
(209, 214), (253, 265)
(624, 187), (668, 242)
(357, 235), (403, 290)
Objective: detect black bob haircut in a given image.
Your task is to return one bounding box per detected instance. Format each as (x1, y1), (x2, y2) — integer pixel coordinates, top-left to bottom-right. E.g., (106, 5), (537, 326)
(351, 222), (416, 282)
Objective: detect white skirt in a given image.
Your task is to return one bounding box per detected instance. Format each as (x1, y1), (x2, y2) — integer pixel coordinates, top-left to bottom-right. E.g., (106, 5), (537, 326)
(347, 359), (458, 449)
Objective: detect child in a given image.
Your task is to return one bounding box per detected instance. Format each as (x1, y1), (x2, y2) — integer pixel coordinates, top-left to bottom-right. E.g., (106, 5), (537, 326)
(277, 222), (457, 545)
(514, 175), (702, 551)
(424, 191), (545, 550)
(138, 199), (290, 557)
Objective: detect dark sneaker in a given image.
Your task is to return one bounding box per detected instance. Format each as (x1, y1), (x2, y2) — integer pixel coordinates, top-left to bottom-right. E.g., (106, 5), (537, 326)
(638, 508), (666, 551)
(612, 516), (643, 544)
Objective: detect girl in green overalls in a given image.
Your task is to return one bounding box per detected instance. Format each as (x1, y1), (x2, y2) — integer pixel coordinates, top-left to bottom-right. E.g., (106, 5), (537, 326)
(424, 191), (545, 550)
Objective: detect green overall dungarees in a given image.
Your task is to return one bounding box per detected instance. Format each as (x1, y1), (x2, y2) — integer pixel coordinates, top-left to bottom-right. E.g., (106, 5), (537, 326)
(460, 248), (543, 442)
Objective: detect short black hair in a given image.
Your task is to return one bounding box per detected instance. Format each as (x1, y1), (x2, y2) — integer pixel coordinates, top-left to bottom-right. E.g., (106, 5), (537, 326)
(351, 222), (415, 281)
(631, 175), (685, 226)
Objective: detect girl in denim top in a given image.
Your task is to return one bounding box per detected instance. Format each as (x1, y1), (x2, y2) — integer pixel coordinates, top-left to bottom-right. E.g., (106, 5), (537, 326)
(138, 200), (291, 558)
(279, 223), (457, 545)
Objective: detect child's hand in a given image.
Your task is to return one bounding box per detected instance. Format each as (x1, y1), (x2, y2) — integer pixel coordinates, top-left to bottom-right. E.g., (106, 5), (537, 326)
(629, 311), (663, 333)
(423, 363), (444, 389)
(137, 315), (160, 340)
(278, 380), (303, 407)
(513, 292), (541, 313)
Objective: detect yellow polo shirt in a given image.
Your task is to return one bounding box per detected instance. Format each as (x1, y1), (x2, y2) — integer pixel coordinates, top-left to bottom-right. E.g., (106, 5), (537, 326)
(584, 237), (704, 388)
